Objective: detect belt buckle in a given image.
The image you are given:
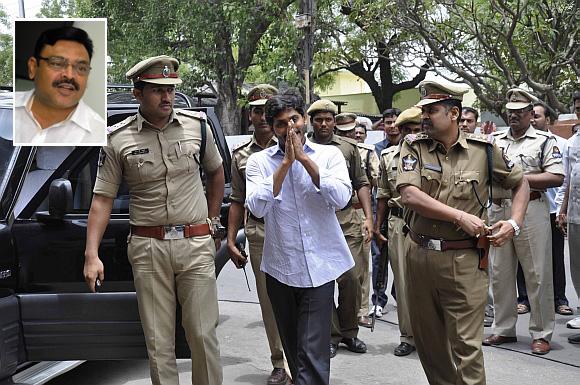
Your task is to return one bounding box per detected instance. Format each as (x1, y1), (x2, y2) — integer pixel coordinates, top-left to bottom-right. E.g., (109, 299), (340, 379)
(164, 225), (185, 240)
(426, 239), (442, 251)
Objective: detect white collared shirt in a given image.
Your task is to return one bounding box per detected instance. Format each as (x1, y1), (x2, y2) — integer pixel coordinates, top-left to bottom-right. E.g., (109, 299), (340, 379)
(14, 90), (106, 146)
(245, 139), (354, 288)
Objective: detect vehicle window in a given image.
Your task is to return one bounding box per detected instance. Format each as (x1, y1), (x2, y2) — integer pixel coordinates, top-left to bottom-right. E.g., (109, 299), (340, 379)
(0, 106), (14, 179)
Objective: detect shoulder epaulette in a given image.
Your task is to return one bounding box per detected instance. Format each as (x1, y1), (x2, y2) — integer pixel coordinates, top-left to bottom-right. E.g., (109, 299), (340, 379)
(380, 146), (397, 157)
(232, 138), (252, 152)
(357, 142), (375, 151)
(492, 130), (507, 137)
(176, 109), (207, 120)
(536, 130), (553, 138)
(335, 135), (359, 148)
(107, 115), (136, 136)
(404, 133), (429, 145)
(465, 132), (495, 144)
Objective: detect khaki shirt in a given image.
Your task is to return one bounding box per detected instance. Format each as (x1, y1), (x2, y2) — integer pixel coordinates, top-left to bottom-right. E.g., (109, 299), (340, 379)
(396, 131), (523, 240)
(94, 109), (223, 226)
(377, 145), (403, 209)
(357, 143), (380, 187)
(230, 135), (277, 204)
(493, 126), (564, 194)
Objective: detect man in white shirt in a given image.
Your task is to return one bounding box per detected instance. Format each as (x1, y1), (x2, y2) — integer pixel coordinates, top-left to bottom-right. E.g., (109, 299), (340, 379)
(14, 26), (105, 146)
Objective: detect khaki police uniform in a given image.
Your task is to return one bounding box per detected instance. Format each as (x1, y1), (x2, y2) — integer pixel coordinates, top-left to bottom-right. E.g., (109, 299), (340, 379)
(230, 135), (286, 369)
(355, 142), (379, 318)
(490, 125), (563, 341)
(397, 131), (523, 385)
(94, 56), (223, 385)
(377, 144), (413, 346)
(309, 132), (370, 343)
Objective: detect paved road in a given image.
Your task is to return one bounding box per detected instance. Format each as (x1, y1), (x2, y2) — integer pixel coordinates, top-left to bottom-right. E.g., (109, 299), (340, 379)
(47, 243), (580, 384)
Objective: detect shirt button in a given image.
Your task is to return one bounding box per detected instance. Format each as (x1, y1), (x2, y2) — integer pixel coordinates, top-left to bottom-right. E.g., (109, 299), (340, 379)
(445, 156), (449, 161)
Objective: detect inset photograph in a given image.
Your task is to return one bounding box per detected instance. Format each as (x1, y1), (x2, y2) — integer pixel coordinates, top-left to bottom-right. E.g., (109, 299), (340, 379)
(13, 19), (107, 146)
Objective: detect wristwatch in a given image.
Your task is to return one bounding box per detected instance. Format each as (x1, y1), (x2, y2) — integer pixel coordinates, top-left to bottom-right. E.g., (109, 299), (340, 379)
(208, 216), (226, 239)
(507, 219), (521, 237)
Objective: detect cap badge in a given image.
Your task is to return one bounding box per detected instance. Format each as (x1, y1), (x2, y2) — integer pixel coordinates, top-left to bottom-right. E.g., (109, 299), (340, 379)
(162, 65), (170, 78)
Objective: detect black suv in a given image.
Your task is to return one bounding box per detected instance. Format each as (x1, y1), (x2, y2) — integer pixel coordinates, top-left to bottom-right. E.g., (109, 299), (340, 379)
(0, 91), (242, 383)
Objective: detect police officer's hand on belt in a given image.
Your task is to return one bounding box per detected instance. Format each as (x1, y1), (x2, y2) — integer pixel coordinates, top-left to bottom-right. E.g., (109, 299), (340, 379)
(487, 219), (517, 247)
(454, 210), (490, 239)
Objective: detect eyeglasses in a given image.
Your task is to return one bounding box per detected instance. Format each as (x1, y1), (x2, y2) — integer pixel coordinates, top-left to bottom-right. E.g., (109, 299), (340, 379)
(37, 56), (91, 76)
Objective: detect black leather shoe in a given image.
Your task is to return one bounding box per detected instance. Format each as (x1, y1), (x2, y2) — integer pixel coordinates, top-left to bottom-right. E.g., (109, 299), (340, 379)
(330, 343), (338, 358)
(267, 368), (287, 385)
(394, 342), (415, 356)
(340, 337), (367, 353)
(568, 333), (580, 344)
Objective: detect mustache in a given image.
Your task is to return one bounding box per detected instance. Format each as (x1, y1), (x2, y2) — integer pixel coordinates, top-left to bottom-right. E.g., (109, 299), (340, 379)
(52, 78), (80, 91)
(422, 121), (433, 130)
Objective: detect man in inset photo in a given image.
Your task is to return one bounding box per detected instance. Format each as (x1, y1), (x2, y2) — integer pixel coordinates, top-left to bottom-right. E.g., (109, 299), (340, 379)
(14, 21), (106, 146)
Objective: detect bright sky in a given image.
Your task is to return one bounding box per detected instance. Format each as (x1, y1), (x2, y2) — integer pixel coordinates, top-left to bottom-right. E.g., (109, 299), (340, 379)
(3, 0), (43, 20)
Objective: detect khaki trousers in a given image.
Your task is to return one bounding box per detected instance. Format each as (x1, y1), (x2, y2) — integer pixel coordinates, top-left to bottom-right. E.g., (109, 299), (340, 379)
(355, 208), (371, 317)
(128, 234), (222, 385)
(489, 198), (555, 341)
(568, 223), (580, 300)
(331, 207), (363, 343)
(245, 217), (285, 369)
(388, 215), (413, 345)
(405, 237), (487, 385)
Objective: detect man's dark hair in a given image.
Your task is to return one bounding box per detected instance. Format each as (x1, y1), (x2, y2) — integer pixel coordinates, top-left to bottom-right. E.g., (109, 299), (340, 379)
(382, 108), (401, 118)
(356, 123), (367, 133)
(34, 26), (94, 60)
(133, 81), (147, 91)
(533, 102), (554, 121)
(573, 91), (580, 103)
(440, 99), (463, 114)
(462, 106), (479, 121)
(265, 89), (305, 127)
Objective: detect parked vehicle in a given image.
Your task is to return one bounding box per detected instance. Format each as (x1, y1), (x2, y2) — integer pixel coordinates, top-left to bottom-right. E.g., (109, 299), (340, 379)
(0, 89), (242, 384)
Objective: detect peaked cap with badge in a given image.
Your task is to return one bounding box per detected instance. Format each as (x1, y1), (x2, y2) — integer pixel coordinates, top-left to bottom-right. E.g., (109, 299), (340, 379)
(335, 112), (358, 131)
(505, 88), (538, 110)
(416, 80), (468, 107)
(395, 107), (422, 127)
(126, 55), (182, 85)
(307, 99), (338, 115)
(247, 84), (278, 106)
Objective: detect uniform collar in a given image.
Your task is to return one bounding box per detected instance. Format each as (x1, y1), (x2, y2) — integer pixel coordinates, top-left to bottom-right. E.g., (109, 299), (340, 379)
(507, 125), (536, 140)
(136, 109), (178, 132)
(427, 129), (469, 153)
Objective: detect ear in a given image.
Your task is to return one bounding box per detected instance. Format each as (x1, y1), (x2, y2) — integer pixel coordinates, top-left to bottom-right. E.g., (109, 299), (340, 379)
(449, 106), (460, 121)
(27, 57), (38, 80)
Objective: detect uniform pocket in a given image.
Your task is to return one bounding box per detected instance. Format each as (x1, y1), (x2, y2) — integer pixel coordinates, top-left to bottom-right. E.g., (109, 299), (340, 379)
(126, 152), (155, 182)
(420, 168), (442, 196)
(174, 140), (200, 173)
(453, 170), (480, 200)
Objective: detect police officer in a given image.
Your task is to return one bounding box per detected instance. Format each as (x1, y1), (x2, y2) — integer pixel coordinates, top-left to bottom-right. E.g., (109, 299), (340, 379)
(397, 80), (529, 385)
(335, 113), (379, 328)
(483, 88), (564, 355)
(83, 56), (224, 385)
(227, 84), (289, 385)
(375, 107), (422, 356)
(307, 100), (372, 358)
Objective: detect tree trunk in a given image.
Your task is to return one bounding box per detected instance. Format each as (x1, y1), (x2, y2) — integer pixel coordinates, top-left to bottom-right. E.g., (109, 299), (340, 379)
(215, 79), (241, 136)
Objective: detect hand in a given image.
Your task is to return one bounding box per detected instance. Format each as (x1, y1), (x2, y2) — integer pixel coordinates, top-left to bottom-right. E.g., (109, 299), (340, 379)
(481, 121), (497, 134)
(374, 228), (387, 248)
(556, 213), (567, 236)
(456, 211), (489, 238)
(214, 238), (222, 252)
(227, 241), (247, 268)
(290, 128), (307, 162)
(487, 220), (515, 247)
(283, 129), (296, 164)
(362, 218), (373, 243)
(84, 256), (104, 293)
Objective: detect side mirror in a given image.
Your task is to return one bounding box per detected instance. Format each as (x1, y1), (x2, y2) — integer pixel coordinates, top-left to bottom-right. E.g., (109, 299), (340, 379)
(48, 178), (73, 218)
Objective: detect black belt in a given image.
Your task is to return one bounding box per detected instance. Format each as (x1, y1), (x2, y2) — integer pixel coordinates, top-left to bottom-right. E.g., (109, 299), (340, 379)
(390, 207), (404, 218)
(248, 212), (264, 224)
(337, 200), (353, 212)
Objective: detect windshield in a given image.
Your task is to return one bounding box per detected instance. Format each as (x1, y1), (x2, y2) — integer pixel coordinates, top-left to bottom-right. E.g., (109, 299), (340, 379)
(0, 93), (15, 179)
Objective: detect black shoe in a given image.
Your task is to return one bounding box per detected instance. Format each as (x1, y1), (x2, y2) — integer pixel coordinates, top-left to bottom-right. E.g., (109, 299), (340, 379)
(394, 342), (415, 357)
(569, 333), (580, 344)
(330, 343), (338, 358)
(340, 337), (367, 353)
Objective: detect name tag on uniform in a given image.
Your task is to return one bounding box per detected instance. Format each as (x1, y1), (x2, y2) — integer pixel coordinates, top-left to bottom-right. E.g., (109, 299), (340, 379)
(130, 148), (150, 155)
(424, 163), (442, 172)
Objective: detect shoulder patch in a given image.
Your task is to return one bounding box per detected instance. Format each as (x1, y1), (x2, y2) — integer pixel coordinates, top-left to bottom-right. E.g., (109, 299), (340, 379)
(552, 145), (562, 158)
(176, 109), (207, 120)
(107, 115), (136, 136)
(404, 133), (429, 145)
(357, 142), (375, 151)
(232, 138), (252, 152)
(465, 132), (494, 144)
(401, 154), (418, 171)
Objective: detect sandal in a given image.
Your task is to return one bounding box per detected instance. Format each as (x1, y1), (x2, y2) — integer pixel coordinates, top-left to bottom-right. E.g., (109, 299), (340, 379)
(517, 303), (530, 315)
(556, 304), (574, 316)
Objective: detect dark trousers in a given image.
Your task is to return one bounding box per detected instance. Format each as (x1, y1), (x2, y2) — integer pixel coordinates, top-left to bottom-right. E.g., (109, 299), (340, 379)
(371, 239), (389, 307)
(266, 274), (334, 385)
(517, 213), (568, 307)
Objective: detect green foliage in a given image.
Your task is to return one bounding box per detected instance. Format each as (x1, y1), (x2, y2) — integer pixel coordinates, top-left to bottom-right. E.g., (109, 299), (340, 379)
(0, 5), (12, 86)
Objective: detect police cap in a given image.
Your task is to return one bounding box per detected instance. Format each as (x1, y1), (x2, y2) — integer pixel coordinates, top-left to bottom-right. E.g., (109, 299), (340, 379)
(126, 55), (182, 85)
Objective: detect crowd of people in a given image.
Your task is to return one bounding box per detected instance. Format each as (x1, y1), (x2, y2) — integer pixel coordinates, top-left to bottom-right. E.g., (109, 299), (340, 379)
(79, 49), (579, 385)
